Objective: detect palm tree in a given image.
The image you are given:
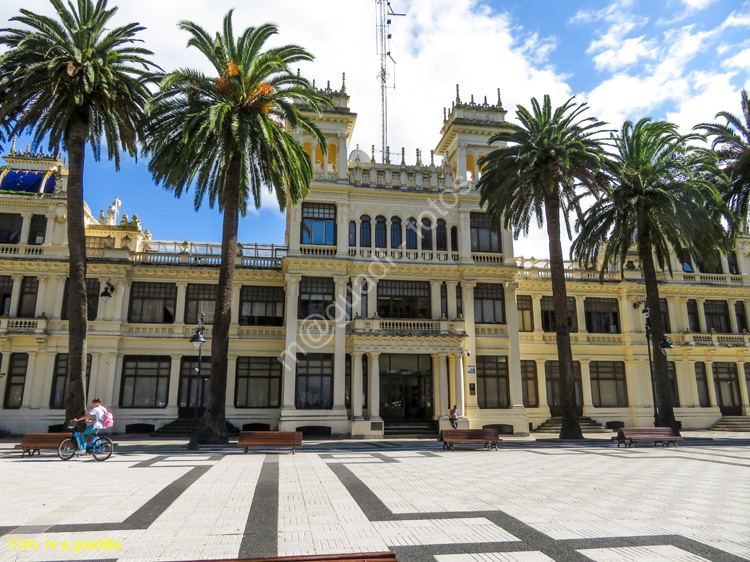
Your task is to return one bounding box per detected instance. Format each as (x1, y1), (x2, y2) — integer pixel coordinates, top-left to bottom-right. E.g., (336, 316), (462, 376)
(0, 0), (156, 424)
(144, 12), (330, 444)
(477, 95), (608, 439)
(571, 118), (728, 433)
(696, 90), (750, 237)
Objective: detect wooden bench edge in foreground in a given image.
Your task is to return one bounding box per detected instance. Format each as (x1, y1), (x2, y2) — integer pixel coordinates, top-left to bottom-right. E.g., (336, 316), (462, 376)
(237, 431), (303, 454)
(14, 432), (72, 457)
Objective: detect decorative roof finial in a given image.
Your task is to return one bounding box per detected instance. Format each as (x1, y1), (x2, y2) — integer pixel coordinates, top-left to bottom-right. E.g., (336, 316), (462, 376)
(10, 135), (16, 155)
(401, 147), (405, 166)
(456, 84), (461, 103)
(355, 143), (360, 162)
(297, 68), (300, 76)
(312, 79), (316, 88)
(326, 80), (330, 91)
(430, 150), (435, 166)
(497, 88), (502, 107)
(386, 145), (390, 164)
(371, 144), (376, 163)
(484, 95), (488, 105)
(341, 72), (346, 93)
(470, 94), (474, 104)
(443, 107), (447, 121)
(416, 148), (421, 166)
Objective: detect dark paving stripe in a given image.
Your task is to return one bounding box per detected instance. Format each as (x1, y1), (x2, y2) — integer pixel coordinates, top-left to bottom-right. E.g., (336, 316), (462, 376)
(370, 453), (401, 463)
(561, 535), (750, 562)
(0, 526), (16, 537)
(328, 463), (393, 521)
(239, 455), (279, 559)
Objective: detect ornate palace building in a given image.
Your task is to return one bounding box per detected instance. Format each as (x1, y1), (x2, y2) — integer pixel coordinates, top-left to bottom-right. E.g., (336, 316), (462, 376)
(0, 84), (749, 437)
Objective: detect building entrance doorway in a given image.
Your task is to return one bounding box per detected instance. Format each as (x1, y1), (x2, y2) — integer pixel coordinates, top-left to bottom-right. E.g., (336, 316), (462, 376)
(545, 360), (583, 416)
(713, 362), (742, 416)
(178, 356), (211, 418)
(379, 354), (433, 420)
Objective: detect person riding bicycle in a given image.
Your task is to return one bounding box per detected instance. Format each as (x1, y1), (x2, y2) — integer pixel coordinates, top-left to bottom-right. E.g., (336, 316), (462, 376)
(73, 398), (106, 452)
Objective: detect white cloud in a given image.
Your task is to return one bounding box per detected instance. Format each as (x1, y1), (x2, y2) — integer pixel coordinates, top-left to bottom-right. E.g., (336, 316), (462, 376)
(722, 48), (750, 70)
(681, 0), (719, 11)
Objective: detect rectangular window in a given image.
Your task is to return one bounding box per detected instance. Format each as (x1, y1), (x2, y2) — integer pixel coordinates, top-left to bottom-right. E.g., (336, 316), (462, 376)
(545, 361), (583, 408)
(235, 357), (282, 408)
(119, 356), (170, 408)
(659, 298), (671, 334)
(17, 276), (38, 318)
(0, 276), (13, 316)
(296, 353), (333, 409)
(240, 285), (284, 326)
(50, 354), (92, 409)
(728, 251), (740, 275)
(299, 277), (335, 320)
(474, 283), (505, 324)
(540, 296), (577, 332)
(344, 354), (368, 409)
(736, 302), (747, 333)
(521, 360), (539, 408)
(440, 282), (447, 318)
(667, 361), (680, 407)
(584, 297), (619, 334)
(0, 213), (23, 244)
(704, 300), (731, 333)
(476, 356), (510, 409)
(695, 362), (710, 407)
(3, 353), (28, 408)
(377, 280), (430, 319)
(62, 278), (101, 321)
(687, 299), (701, 332)
(456, 283), (463, 318)
(128, 282), (176, 323)
(517, 295), (533, 332)
(185, 283), (217, 325)
(590, 361), (628, 407)
(178, 356), (212, 408)
(469, 212), (502, 253)
(301, 203), (336, 245)
(28, 215), (47, 245)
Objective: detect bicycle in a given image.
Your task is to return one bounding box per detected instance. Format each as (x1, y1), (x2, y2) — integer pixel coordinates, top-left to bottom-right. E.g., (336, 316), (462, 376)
(58, 420), (113, 461)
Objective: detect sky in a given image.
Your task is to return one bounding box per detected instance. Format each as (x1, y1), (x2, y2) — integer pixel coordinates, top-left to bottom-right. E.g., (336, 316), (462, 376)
(1, 0), (749, 259)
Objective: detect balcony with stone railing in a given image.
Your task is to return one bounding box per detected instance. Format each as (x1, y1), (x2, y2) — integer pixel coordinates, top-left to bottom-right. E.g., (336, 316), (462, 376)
(349, 316), (466, 338)
(0, 317), (48, 336)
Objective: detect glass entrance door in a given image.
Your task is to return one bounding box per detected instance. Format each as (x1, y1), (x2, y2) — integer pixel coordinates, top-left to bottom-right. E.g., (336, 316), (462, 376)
(178, 356), (211, 418)
(545, 360), (583, 416)
(713, 362), (742, 416)
(379, 355), (433, 420)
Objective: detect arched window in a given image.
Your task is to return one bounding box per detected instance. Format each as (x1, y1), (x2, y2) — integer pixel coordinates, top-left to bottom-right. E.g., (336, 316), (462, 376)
(421, 218), (433, 250)
(348, 221), (356, 247)
(390, 216), (402, 248)
(360, 215), (371, 247)
(406, 217), (418, 249)
(375, 215), (387, 248)
(436, 219), (447, 251)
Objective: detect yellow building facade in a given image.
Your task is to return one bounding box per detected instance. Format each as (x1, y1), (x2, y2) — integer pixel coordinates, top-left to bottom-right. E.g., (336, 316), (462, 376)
(0, 85), (748, 436)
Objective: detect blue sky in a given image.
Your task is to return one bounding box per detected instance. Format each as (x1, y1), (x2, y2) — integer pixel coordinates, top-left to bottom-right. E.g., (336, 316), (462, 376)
(1, 0), (749, 257)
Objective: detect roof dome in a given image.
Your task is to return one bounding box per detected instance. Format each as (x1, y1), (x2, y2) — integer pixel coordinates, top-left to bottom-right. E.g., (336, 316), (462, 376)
(348, 149), (371, 163)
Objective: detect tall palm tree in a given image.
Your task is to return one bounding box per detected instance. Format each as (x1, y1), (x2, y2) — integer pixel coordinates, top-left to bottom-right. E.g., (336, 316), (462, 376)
(571, 118), (728, 433)
(0, 0), (156, 424)
(696, 90), (750, 237)
(144, 11), (330, 444)
(477, 95), (608, 439)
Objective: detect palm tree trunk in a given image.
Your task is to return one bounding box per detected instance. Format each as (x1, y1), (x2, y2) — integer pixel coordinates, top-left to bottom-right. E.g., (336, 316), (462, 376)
(544, 194), (583, 440)
(63, 117), (90, 425)
(198, 155), (241, 444)
(638, 219), (679, 434)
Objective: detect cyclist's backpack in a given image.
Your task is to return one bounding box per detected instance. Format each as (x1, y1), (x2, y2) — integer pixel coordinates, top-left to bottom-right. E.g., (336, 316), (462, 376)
(102, 407), (114, 428)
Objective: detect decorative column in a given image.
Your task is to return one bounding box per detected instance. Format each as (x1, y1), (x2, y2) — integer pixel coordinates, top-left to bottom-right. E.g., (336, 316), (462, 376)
(617, 294), (633, 334)
(168, 354), (182, 416)
(580, 360), (594, 414)
(696, 298), (707, 333)
(439, 354), (450, 418)
(535, 359), (548, 408)
(368, 352), (381, 419)
(351, 352), (364, 420)
(333, 276), (348, 411)
(9, 275), (22, 318)
(43, 213), (55, 245)
(728, 299), (739, 334)
(174, 282), (188, 326)
(431, 354), (441, 418)
(446, 281), (458, 319)
(455, 353), (466, 417)
(54, 277), (67, 319)
(226, 355), (238, 410)
(87, 353), (101, 403)
(430, 281), (442, 320)
(20, 352), (37, 409)
(231, 285), (242, 325)
(575, 296), (587, 335)
(281, 274), (301, 409)
(337, 132), (348, 180)
(532, 295), (543, 334)
(114, 280), (130, 323)
(34, 275), (48, 318)
(386, 220), (392, 254)
(459, 210), (472, 264)
(505, 282), (523, 408)
(666, 298), (679, 335)
(354, 218), (361, 252)
(101, 354), (120, 409)
(705, 360), (717, 407)
(19, 212), (32, 245)
(336, 205), (348, 258)
(737, 361), (749, 415)
(351, 277), (363, 318)
(687, 360), (702, 407)
(367, 279), (378, 318)
(676, 359), (694, 407)
(678, 297), (691, 333)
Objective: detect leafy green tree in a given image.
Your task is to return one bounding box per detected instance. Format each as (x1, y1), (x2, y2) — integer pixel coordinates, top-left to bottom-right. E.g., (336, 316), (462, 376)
(0, 0), (156, 423)
(571, 118), (728, 433)
(696, 90), (750, 237)
(477, 95), (608, 439)
(144, 11), (330, 444)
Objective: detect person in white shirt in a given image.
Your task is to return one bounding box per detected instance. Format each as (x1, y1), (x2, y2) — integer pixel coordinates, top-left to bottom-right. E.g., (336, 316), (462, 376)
(73, 398), (106, 451)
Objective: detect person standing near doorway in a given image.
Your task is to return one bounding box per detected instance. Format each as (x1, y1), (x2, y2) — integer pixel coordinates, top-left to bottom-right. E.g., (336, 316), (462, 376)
(449, 404), (459, 429)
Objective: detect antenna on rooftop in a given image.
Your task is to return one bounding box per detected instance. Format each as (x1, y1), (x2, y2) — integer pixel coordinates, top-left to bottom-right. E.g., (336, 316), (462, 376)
(376, 0), (404, 164)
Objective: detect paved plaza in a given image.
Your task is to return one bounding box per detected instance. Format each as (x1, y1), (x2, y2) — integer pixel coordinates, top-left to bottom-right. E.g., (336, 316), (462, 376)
(0, 435), (749, 562)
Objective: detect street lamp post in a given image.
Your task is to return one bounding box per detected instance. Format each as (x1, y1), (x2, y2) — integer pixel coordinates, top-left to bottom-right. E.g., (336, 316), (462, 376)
(633, 300), (674, 427)
(187, 313), (206, 451)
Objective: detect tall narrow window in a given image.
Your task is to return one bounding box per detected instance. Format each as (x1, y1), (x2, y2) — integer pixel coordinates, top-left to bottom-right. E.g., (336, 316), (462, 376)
(4, 353), (28, 408)
(405, 217), (418, 249)
(687, 299), (701, 332)
(736, 302), (747, 333)
(375, 216), (387, 248)
(235, 357), (282, 408)
(360, 215), (371, 247)
(456, 283), (463, 318)
(659, 298), (671, 333)
(474, 283), (505, 324)
(584, 298), (619, 333)
(436, 219), (447, 251)
(390, 217), (402, 248)
(28, 215), (47, 245)
(301, 203), (336, 245)
(521, 360), (539, 407)
(695, 362), (710, 407)
(296, 353), (334, 409)
(17, 276), (38, 318)
(62, 278), (100, 321)
(704, 300), (731, 333)
(540, 296), (577, 332)
(299, 277), (335, 320)
(0, 276), (14, 316)
(589, 361), (628, 407)
(129, 282), (176, 323)
(348, 221), (356, 247)
(517, 295), (533, 332)
(728, 251), (740, 275)
(470, 212), (502, 253)
(185, 284), (217, 325)
(421, 218), (433, 250)
(120, 356), (170, 408)
(450, 226), (458, 253)
(240, 285), (284, 326)
(50, 354), (92, 409)
(476, 356), (510, 408)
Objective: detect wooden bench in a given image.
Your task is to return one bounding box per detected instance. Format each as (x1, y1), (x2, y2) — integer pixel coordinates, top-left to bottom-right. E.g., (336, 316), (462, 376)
(238, 431), (303, 454)
(180, 551), (398, 562)
(14, 433), (72, 457)
(612, 427), (683, 448)
(439, 429), (503, 450)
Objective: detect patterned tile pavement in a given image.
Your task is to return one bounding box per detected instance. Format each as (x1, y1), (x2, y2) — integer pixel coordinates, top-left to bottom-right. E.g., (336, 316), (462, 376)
(0, 434), (749, 562)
